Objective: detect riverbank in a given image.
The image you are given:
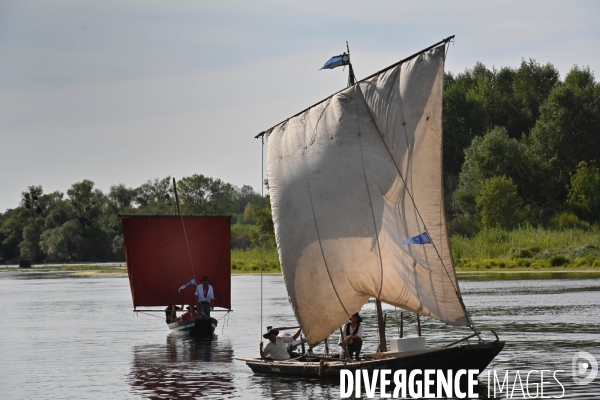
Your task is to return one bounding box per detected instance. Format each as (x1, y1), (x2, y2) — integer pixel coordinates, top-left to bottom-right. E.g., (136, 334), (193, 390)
(3, 227), (599, 276)
(0, 264), (128, 277)
(2, 264), (599, 278)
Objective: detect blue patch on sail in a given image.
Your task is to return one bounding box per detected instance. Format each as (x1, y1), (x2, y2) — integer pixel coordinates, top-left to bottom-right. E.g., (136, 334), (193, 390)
(320, 55), (345, 70)
(178, 278), (196, 292)
(402, 232), (432, 245)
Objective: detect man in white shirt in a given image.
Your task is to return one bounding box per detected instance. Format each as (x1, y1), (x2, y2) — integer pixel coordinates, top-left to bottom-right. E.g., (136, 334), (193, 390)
(259, 327), (302, 360)
(195, 276), (214, 317)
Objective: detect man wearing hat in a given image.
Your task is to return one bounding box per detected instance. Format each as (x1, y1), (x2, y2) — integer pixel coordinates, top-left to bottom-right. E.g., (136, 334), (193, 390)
(259, 327), (302, 360)
(195, 276), (214, 317)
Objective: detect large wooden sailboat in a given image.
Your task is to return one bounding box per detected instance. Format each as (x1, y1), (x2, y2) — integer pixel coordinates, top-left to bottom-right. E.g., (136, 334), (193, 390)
(121, 194), (232, 339)
(241, 36), (504, 377)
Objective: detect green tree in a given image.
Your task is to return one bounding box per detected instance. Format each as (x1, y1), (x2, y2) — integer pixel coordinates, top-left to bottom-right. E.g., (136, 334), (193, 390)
(529, 66), (600, 190)
(19, 217), (46, 261)
(443, 66), (489, 178)
(134, 177), (174, 214)
(40, 220), (85, 261)
(0, 208), (29, 262)
(512, 59), (560, 135)
(242, 203), (256, 224)
(67, 180), (106, 231)
(177, 174), (213, 214)
(177, 174), (235, 215)
(66, 180), (112, 260)
(21, 186), (44, 219)
(232, 185), (263, 215)
(249, 204), (275, 248)
(567, 161), (600, 223)
(108, 184), (137, 212)
(207, 179), (235, 215)
(453, 126), (526, 219)
(476, 176), (534, 229)
(106, 183), (138, 239)
(442, 60), (559, 182)
(44, 200), (73, 230)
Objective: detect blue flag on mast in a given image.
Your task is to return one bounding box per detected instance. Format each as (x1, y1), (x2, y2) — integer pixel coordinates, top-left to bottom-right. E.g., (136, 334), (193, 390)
(402, 232), (432, 245)
(178, 278), (196, 292)
(320, 53), (349, 70)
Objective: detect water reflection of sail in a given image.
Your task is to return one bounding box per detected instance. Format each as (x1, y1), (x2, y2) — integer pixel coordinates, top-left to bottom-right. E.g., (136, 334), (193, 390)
(129, 335), (235, 398)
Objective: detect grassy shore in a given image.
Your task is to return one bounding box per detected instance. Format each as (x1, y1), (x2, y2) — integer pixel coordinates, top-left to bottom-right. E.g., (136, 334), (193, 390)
(3, 227), (599, 275)
(231, 247), (280, 273)
(451, 226), (600, 271)
(0, 264), (128, 276)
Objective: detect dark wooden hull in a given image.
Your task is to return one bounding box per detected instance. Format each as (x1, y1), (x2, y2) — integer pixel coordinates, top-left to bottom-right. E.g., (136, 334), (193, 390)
(167, 317), (218, 339)
(241, 341), (504, 379)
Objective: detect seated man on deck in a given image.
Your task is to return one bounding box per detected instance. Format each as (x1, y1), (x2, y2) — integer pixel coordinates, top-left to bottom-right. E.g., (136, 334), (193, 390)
(195, 275), (214, 318)
(165, 305), (182, 324)
(259, 327), (302, 360)
(339, 312), (363, 361)
(179, 305), (199, 321)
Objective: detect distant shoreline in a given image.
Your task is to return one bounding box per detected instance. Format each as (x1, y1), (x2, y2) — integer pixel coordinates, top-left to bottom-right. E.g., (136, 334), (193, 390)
(1, 264), (599, 278)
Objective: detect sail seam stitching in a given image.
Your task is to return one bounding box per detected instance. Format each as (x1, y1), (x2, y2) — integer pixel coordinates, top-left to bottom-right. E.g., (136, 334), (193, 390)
(354, 86), (385, 299)
(395, 66), (433, 273)
(310, 98), (332, 145)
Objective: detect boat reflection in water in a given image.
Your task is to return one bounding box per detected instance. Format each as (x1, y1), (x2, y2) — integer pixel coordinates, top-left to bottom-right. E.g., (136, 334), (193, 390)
(128, 334), (235, 398)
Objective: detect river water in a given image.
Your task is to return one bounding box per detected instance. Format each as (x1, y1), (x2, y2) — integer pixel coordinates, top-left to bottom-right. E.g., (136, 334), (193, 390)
(0, 271), (598, 399)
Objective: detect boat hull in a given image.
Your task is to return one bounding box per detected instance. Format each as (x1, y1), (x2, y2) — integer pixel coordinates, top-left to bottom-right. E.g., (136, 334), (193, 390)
(242, 341), (504, 379)
(168, 317), (218, 339)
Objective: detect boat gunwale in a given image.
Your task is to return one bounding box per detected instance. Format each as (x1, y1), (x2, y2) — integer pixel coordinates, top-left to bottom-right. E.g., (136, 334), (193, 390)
(239, 340), (504, 365)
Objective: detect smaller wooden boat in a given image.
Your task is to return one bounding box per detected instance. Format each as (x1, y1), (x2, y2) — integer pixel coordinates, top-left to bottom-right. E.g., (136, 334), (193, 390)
(121, 206), (232, 339)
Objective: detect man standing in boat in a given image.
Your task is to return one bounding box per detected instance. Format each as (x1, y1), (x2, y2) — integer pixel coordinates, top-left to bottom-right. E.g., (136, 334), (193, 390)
(340, 313), (363, 361)
(260, 327), (302, 360)
(195, 275), (214, 318)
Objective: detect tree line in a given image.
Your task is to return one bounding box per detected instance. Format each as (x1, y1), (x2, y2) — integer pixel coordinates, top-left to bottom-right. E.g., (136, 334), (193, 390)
(2, 59), (599, 263)
(444, 60), (600, 234)
(0, 176), (265, 263)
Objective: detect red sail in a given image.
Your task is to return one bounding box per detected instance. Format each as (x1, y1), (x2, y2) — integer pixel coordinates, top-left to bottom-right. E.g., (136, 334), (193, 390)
(122, 215), (231, 309)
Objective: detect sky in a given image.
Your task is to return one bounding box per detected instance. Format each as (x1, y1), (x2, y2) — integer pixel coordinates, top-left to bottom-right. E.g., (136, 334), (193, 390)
(1, 0), (599, 212)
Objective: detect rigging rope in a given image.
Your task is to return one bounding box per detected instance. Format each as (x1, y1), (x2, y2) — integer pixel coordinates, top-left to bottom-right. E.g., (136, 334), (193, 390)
(260, 136), (264, 341)
(180, 219), (197, 285)
(354, 85), (385, 299)
(173, 178), (197, 290)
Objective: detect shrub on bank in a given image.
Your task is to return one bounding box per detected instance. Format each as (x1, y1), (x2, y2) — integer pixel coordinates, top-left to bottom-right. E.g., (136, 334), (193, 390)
(451, 226), (600, 270)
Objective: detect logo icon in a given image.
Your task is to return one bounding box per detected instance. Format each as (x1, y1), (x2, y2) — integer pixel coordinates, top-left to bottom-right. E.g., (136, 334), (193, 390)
(572, 351), (598, 385)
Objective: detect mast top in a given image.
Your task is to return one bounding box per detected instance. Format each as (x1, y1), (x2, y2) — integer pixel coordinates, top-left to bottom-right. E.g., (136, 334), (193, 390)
(255, 35), (454, 139)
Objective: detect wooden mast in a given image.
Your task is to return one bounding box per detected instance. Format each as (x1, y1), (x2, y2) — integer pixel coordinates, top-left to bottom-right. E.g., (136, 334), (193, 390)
(376, 299), (387, 352)
(172, 178), (182, 216)
(346, 41), (356, 87)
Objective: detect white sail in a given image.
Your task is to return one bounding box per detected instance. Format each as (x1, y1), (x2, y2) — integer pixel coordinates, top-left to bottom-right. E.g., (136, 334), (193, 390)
(266, 44), (469, 345)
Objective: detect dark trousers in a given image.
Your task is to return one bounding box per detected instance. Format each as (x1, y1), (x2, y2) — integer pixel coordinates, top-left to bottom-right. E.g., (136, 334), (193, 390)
(200, 303), (211, 318)
(347, 337), (363, 360)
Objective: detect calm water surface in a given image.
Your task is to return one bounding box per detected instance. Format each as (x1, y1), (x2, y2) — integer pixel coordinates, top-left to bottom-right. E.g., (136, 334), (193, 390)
(0, 272), (598, 399)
